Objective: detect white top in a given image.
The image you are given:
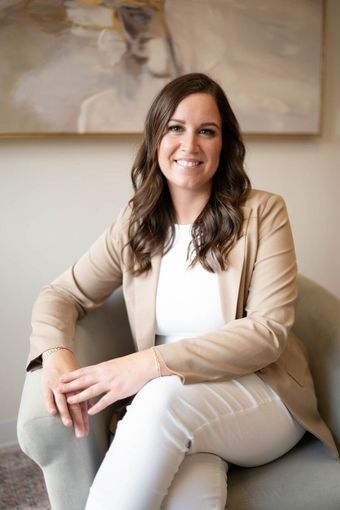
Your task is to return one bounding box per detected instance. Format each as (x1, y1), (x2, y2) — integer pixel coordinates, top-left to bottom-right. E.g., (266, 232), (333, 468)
(155, 224), (225, 345)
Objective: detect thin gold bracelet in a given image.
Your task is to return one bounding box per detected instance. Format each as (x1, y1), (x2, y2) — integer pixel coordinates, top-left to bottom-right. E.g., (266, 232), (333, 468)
(151, 347), (161, 378)
(42, 347), (68, 364)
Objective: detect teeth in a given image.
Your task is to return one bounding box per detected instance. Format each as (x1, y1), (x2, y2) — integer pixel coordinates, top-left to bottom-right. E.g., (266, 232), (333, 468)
(176, 160), (200, 168)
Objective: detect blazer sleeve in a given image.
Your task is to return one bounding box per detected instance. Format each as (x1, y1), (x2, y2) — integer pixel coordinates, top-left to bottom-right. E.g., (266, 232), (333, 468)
(155, 194), (298, 383)
(27, 207), (128, 370)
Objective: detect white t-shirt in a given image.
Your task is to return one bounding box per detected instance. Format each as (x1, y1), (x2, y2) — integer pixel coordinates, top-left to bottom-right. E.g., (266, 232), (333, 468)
(155, 224), (225, 345)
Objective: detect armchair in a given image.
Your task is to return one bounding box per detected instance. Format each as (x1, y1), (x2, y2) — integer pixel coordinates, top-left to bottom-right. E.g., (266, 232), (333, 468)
(17, 275), (340, 509)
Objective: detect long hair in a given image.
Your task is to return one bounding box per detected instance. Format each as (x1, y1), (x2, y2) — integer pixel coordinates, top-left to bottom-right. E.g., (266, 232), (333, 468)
(126, 73), (251, 275)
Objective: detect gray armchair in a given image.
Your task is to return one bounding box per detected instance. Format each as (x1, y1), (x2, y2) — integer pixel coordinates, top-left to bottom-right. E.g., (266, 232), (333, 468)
(17, 275), (340, 509)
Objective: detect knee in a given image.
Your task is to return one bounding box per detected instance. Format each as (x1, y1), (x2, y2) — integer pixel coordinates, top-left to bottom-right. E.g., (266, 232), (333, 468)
(126, 375), (184, 424)
(136, 375), (182, 406)
(113, 376), (192, 455)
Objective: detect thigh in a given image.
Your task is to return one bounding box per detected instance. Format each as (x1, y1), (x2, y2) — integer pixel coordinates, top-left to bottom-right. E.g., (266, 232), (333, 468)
(132, 373), (304, 468)
(161, 453), (228, 510)
(175, 373), (305, 467)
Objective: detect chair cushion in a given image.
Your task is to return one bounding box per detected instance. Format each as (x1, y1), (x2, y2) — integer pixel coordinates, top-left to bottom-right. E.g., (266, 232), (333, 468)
(227, 434), (340, 510)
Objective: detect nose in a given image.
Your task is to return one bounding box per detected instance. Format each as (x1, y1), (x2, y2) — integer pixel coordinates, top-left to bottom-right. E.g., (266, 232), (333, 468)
(181, 130), (199, 153)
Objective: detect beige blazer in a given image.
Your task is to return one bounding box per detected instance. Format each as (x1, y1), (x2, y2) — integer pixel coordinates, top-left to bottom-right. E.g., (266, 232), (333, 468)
(28, 189), (338, 456)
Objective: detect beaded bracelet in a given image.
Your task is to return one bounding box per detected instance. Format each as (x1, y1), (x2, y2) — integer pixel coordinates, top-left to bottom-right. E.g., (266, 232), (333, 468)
(42, 347), (68, 364)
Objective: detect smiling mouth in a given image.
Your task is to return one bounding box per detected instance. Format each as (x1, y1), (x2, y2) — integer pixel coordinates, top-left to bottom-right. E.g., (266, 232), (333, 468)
(175, 159), (202, 168)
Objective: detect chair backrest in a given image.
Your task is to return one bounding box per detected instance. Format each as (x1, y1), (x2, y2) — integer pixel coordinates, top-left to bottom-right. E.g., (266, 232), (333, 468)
(293, 274), (340, 448)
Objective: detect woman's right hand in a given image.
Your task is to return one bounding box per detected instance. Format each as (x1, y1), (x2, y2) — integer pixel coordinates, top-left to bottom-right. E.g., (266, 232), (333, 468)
(42, 348), (89, 438)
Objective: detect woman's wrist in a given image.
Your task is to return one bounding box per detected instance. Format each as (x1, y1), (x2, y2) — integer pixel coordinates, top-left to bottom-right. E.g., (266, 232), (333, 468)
(42, 347), (72, 366)
(151, 347), (161, 377)
(151, 347), (173, 377)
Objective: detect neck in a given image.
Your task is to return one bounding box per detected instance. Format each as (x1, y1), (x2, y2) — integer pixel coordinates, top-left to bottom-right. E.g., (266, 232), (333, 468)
(169, 188), (211, 224)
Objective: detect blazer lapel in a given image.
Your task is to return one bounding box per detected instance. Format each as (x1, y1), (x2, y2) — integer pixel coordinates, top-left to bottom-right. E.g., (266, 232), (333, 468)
(134, 253), (162, 351)
(218, 205), (252, 323)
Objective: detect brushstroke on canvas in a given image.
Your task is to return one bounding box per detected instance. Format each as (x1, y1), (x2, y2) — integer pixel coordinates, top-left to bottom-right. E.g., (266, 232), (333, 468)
(0, 0), (323, 135)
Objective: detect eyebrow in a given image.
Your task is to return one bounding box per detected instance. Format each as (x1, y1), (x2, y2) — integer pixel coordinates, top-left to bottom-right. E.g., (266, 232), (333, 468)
(169, 118), (221, 129)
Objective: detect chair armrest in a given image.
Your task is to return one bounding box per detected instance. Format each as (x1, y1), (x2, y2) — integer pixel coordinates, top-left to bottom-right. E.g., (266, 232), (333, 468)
(294, 274), (340, 448)
(17, 369), (110, 510)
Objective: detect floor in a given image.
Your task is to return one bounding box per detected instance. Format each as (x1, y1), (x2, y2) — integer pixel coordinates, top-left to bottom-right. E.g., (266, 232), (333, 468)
(0, 444), (49, 509)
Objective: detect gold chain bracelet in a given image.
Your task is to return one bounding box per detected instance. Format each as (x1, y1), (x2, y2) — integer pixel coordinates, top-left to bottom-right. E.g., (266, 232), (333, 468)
(42, 347), (68, 364)
(151, 347), (161, 378)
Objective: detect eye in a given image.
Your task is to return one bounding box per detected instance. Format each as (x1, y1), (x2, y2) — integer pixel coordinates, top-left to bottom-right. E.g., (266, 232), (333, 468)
(167, 124), (183, 134)
(199, 128), (216, 137)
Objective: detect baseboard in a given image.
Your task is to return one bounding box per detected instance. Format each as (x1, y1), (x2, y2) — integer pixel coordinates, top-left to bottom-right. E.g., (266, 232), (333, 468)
(0, 419), (18, 447)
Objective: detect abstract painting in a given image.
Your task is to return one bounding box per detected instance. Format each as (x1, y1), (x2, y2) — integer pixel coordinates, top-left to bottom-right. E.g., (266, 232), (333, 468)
(0, 0), (324, 136)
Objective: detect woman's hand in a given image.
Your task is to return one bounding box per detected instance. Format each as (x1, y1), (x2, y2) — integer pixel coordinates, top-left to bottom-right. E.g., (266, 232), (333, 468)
(58, 349), (159, 415)
(42, 348), (89, 438)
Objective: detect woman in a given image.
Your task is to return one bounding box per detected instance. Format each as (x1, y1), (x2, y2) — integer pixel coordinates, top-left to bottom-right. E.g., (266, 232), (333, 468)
(28, 73), (337, 509)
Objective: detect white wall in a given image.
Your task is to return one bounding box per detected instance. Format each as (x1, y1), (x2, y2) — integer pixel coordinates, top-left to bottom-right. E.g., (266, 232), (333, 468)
(246, 0), (340, 296)
(0, 1), (339, 445)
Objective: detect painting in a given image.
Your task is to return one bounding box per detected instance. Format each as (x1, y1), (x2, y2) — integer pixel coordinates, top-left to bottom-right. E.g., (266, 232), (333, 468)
(0, 0), (324, 136)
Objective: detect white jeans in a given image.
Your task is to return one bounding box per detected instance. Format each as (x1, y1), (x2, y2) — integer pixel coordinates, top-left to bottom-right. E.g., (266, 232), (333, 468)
(85, 374), (305, 510)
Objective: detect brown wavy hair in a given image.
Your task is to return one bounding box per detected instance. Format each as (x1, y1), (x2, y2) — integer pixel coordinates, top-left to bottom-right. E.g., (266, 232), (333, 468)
(126, 73), (251, 275)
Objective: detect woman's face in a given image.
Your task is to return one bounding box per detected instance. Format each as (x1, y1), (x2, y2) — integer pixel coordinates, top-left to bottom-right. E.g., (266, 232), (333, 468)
(157, 93), (222, 198)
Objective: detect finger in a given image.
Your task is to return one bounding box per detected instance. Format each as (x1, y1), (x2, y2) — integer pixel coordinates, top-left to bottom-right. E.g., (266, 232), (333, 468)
(67, 383), (103, 405)
(60, 366), (93, 383)
(80, 401), (89, 435)
(88, 392), (115, 415)
(59, 376), (94, 394)
(69, 401), (88, 438)
(54, 391), (73, 428)
(43, 387), (57, 416)
(58, 374), (96, 394)
(59, 369), (83, 383)
(67, 391), (89, 438)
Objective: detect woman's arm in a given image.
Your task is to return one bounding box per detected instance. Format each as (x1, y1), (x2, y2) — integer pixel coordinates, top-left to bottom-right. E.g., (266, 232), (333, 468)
(57, 348), (163, 414)
(28, 208), (128, 371)
(28, 208), (129, 433)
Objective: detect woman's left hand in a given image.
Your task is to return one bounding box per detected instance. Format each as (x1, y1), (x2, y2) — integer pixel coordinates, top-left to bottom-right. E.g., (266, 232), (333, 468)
(58, 350), (158, 415)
